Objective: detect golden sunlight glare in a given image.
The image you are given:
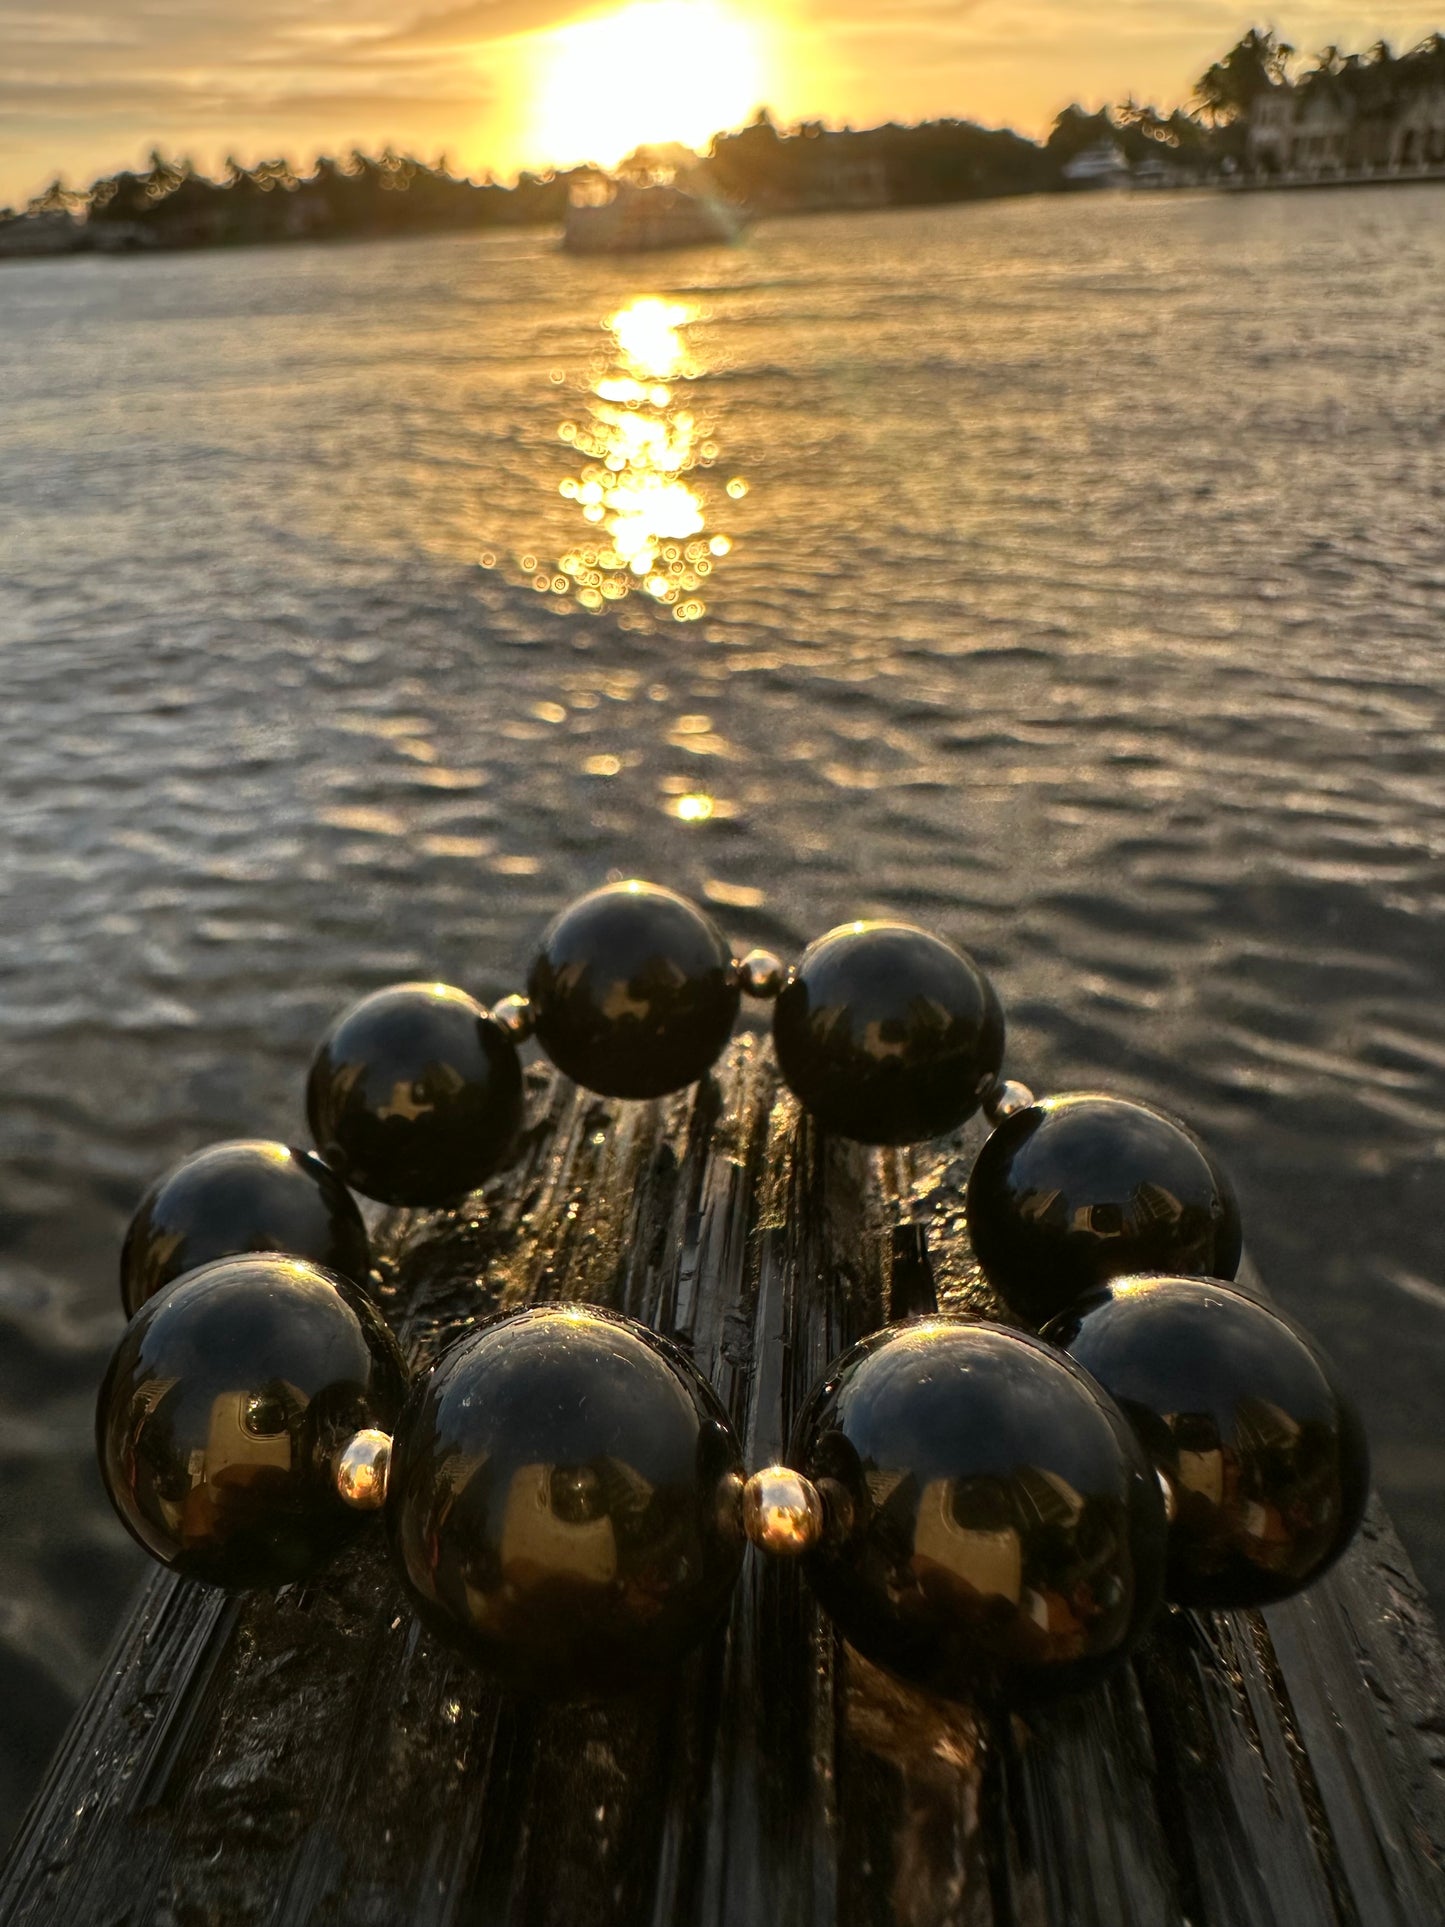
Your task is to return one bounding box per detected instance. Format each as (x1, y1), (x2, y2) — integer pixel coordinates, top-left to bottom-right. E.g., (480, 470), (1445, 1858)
(549, 297), (738, 622)
(525, 1), (770, 170)
(608, 297), (692, 379)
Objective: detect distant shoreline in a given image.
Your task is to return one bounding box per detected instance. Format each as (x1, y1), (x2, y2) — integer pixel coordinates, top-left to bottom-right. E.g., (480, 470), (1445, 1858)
(6, 167), (1445, 268)
(1221, 162), (1445, 193)
(7, 27), (1444, 264)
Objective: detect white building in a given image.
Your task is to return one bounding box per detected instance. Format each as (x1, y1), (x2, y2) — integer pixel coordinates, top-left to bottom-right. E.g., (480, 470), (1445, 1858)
(1247, 79), (1445, 176)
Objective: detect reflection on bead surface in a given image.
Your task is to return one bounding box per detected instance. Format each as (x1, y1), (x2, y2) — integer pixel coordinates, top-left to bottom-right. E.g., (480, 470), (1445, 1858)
(386, 1305), (745, 1694)
(97, 1256), (408, 1589)
(772, 922), (1004, 1145)
(307, 983), (523, 1207)
(743, 1466), (824, 1556)
(1048, 1276), (1369, 1608)
(792, 1319), (1166, 1700)
(120, 1139), (370, 1318)
(527, 881), (740, 1099)
(967, 1094), (1242, 1325)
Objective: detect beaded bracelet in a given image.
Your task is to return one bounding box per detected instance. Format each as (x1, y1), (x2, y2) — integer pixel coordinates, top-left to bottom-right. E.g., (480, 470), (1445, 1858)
(98, 879), (1369, 1706)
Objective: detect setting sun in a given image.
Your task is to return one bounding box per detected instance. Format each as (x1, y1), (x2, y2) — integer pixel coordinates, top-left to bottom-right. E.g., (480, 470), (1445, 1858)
(524, 1), (771, 170)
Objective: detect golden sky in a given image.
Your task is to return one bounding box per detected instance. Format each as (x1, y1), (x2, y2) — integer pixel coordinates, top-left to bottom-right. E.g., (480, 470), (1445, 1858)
(2, 2), (1442, 205)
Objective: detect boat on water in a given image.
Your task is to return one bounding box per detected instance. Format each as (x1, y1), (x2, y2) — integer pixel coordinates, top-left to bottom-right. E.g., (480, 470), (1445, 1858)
(1062, 141), (1134, 189)
(563, 177), (747, 254)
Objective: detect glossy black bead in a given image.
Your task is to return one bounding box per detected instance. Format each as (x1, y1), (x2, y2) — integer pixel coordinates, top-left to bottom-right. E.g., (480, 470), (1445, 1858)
(1048, 1276), (1369, 1608)
(386, 1305), (745, 1695)
(120, 1139), (370, 1318)
(97, 1256), (408, 1590)
(772, 922), (1005, 1145)
(792, 1319), (1167, 1700)
(526, 881), (740, 1100)
(307, 983), (523, 1207)
(967, 1094), (1242, 1325)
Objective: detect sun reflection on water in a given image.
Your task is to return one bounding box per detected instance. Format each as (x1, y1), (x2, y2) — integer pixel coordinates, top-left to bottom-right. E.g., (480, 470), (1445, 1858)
(672, 793), (715, 821)
(550, 297), (739, 622)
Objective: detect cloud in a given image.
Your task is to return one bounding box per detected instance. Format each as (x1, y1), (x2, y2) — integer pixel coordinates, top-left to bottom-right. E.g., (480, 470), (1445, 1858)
(378, 0), (609, 48)
(0, 77), (491, 118)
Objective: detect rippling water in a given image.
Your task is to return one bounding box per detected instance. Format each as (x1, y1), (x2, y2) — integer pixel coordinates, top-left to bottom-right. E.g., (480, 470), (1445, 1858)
(2, 187), (1442, 1842)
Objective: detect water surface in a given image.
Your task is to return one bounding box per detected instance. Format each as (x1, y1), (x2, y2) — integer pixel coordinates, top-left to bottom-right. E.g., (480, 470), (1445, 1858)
(2, 187), (1443, 1842)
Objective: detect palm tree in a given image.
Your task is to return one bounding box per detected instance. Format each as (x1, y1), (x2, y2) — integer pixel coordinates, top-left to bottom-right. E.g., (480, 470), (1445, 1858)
(1193, 27), (1295, 124)
(1046, 103), (1116, 160)
(27, 175), (82, 216)
(1409, 32), (1445, 86)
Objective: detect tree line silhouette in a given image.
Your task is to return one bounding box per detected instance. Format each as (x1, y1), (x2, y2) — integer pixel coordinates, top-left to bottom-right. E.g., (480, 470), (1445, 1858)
(1048, 27), (1445, 168)
(14, 149), (577, 244)
(1191, 25), (1445, 146)
(5, 27), (1444, 250)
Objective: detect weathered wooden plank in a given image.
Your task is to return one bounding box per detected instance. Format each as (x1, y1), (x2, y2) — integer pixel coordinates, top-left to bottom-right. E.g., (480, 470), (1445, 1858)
(2, 1048), (1442, 1927)
(1268, 1509), (1445, 1921)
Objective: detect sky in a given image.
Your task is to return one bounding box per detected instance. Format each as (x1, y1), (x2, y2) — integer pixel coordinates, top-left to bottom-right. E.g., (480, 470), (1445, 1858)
(2, 1), (1442, 207)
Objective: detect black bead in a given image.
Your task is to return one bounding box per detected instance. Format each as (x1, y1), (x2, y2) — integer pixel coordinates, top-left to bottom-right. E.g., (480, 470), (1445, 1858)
(792, 1318), (1167, 1701)
(967, 1094), (1242, 1325)
(386, 1305), (745, 1695)
(307, 983), (523, 1207)
(526, 881), (740, 1099)
(772, 922), (1004, 1145)
(97, 1256), (408, 1590)
(120, 1139), (371, 1318)
(1047, 1276), (1369, 1608)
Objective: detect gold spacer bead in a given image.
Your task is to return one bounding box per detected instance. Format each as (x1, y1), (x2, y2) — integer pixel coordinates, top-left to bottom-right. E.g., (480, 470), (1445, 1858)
(490, 993), (535, 1043)
(982, 1077), (1036, 1125)
(334, 1428), (393, 1510)
(737, 949), (787, 1000)
(742, 1466), (824, 1557)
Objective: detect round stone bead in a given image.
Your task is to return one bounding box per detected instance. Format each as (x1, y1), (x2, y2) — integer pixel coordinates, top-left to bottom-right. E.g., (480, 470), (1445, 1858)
(97, 1256), (408, 1590)
(307, 983), (523, 1207)
(526, 881), (740, 1099)
(1047, 1276), (1369, 1608)
(967, 1094), (1242, 1326)
(386, 1305), (745, 1695)
(120, 1139), (370, 1318)
(772, 922), (1005, 1145)
(792, 1319), (1167, 1701)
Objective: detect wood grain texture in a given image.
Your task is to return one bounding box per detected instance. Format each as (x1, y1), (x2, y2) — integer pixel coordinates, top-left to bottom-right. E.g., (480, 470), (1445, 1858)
(3, 1044), (1443, 1927)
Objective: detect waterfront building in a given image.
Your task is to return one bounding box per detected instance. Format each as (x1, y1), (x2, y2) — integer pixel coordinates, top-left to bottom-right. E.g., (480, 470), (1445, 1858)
(1247, 77), (1445, 177)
